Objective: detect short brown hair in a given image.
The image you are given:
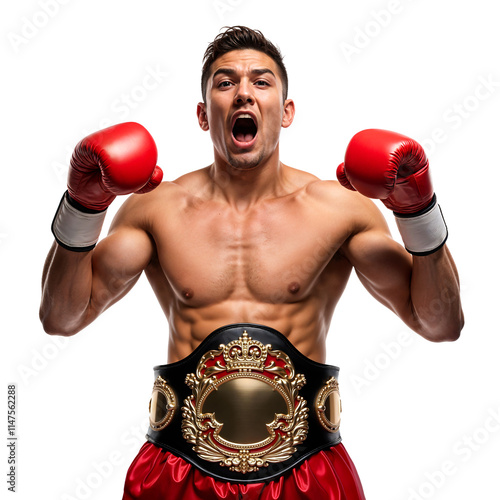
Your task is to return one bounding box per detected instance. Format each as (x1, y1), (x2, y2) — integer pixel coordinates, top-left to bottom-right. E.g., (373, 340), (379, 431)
(201, 26), (288, 103)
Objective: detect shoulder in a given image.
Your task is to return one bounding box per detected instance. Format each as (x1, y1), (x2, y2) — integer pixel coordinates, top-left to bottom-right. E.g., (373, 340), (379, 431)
(302, 178), (394, 255)
(281, 165), (345, 203)
(109, 168), (212, 230)
(278, 162), (386, 226)
(305, 177), (380, 217)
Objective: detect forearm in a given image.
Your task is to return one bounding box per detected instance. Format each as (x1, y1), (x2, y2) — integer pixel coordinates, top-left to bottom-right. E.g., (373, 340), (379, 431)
(409, 245), (464, 341)
(40, 242), (96, 335)
(40, 122), (161, 336)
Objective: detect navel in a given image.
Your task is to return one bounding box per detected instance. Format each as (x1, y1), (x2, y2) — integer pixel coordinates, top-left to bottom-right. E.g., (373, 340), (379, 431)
(288, 282), (301, 294)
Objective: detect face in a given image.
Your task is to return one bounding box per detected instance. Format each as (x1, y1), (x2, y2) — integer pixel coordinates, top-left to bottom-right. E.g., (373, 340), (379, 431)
(197, 49), (295, 171)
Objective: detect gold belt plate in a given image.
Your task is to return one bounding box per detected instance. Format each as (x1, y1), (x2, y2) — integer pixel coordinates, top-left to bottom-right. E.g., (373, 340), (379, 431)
(315, 377), (342, 433)
(149, 376), (177, 431)
(181, 330), (309, 474)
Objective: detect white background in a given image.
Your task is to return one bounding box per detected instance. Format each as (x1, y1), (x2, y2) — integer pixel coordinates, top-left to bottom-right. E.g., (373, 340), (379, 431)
(1, 1), (499, 499)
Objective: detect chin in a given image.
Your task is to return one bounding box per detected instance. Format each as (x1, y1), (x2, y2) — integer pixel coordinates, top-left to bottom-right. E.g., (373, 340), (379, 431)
(228, 160), (264, 173)
(227, 151), (265, 171)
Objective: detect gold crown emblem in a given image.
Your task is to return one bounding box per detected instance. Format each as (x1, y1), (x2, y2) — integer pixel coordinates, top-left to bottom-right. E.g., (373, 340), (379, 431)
(222, 331), (270, 372)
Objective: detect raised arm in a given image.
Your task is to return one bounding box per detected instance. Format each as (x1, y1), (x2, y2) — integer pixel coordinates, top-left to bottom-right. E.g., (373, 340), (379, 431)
(338, 129), (464, 341)
(40, 123), (162, 336)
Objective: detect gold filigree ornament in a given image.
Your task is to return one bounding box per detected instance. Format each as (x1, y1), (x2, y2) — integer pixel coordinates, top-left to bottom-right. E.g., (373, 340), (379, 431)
(149, 376), (177, 431)
(181, 331), (309, 474)
(315, 377), (342, 433)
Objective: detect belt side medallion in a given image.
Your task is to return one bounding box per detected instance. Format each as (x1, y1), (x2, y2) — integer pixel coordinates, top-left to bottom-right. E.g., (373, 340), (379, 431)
(316, 377), (341, 433)
(181, 330), (309, 474)
(149, 376), (177, 431)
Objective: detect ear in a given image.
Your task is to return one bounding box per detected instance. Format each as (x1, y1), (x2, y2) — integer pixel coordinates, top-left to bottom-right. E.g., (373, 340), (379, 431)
(281, 99), (295, 128)
(197, 102), (209, 131)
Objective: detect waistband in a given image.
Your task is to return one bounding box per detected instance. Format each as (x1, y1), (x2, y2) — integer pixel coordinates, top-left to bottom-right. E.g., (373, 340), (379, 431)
(146, 323), (342, 483)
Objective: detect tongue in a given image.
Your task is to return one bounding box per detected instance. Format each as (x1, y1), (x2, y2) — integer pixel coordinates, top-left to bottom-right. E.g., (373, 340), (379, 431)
(235, 132), (254, 143)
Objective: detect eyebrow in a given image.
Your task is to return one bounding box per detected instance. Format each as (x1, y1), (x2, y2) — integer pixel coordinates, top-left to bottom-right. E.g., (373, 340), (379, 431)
(212, 67), (277, 81)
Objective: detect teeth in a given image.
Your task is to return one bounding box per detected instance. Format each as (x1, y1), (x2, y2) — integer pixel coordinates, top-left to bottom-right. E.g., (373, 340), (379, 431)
(236, 114), (253, 120)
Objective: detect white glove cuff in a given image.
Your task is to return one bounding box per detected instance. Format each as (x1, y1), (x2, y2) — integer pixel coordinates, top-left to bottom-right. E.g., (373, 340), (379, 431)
(395, 200), (448, 256)
(51, 192), (107, 252)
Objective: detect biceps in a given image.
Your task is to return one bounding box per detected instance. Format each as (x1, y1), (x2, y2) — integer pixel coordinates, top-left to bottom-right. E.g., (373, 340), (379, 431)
(346, 230), (413, 313)
(89, 228), (154, 313)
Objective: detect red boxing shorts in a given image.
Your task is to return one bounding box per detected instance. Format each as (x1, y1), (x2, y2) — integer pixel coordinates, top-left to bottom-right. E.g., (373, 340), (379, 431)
(123, 441), (365, 499)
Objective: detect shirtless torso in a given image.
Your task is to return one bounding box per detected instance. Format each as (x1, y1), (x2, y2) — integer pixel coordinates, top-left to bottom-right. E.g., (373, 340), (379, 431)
(111, 165), (358, 362)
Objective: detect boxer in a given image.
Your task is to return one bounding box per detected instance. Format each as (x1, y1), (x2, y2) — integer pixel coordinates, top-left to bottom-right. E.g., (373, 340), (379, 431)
(40, 26), (463, 500)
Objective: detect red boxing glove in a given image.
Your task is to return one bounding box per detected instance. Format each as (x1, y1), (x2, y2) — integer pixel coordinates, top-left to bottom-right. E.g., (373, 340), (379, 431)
(337, 129), (447, 255)
(68, 122), (162, 210)
(52, 122), (163, 251)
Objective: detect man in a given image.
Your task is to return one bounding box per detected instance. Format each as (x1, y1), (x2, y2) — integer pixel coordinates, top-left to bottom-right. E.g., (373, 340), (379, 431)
(40, 26), (464, 500)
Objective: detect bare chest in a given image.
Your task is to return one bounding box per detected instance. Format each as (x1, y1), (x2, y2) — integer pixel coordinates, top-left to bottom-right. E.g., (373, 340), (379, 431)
(151, 199), (345, 306)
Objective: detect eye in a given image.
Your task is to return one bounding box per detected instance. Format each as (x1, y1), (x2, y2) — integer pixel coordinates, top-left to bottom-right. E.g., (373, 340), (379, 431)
(255, 80), (270, 87)
(217, 80), (233, 88)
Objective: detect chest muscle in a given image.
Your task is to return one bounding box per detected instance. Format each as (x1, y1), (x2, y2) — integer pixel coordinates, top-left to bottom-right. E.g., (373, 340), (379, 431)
(152, 201), (340, 306)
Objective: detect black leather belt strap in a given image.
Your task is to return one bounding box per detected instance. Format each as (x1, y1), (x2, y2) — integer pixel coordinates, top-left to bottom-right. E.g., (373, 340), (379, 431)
(146, 323), (342, 483)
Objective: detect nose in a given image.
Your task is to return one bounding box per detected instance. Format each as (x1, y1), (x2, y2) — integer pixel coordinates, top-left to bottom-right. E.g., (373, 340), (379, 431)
(234, 80), (254, 105)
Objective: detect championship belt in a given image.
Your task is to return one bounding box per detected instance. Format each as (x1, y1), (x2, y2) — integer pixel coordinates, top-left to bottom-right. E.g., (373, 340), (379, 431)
(146, 324), (342, 483)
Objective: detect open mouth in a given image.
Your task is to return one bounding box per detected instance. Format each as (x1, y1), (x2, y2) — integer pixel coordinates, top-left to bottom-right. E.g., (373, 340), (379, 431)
(231, 114), (258, 146)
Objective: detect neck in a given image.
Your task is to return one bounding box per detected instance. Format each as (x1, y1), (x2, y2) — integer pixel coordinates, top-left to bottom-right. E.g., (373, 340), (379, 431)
(209, 149), (285, 211)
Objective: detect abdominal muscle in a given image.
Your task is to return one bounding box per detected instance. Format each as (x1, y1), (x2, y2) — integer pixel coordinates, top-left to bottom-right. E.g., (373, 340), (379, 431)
(145, 250), (352, 365)
(169, 301), (328, 363)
